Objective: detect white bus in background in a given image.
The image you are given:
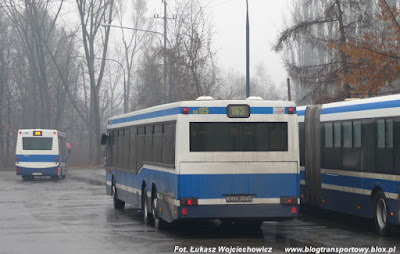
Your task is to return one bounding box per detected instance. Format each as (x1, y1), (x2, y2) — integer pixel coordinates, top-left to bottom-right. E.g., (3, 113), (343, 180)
(102, 96), (300, 229)
(15, 129), (69, 180)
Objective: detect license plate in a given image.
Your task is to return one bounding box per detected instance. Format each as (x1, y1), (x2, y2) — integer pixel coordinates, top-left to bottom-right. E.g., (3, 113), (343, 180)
(226, 195), (252, 202)
(32, 172), (42, 176)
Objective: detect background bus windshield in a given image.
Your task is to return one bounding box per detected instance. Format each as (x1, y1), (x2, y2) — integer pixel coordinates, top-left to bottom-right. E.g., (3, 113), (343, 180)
(190, 122), (288, 152)
(22, 137), (53, 150)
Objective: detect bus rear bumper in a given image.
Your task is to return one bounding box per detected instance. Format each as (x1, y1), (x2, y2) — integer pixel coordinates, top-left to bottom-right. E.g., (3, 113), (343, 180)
(177, 204), (298, 220)
(16, 166), (59, 176)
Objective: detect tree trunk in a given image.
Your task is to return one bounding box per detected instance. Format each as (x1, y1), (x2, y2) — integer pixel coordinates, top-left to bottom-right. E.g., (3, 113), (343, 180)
(335, 0), (351, 98)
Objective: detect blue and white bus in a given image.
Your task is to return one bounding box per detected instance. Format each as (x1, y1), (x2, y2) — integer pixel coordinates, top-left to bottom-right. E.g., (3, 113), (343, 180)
(298, 94), (400, 235)
(102, 97), (299, 229)
(16, 129), (68, 180)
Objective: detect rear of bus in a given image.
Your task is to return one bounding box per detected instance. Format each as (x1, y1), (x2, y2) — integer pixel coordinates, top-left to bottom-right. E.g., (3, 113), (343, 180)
(176, 100), (299, 221)
(15, 129), (62, 179)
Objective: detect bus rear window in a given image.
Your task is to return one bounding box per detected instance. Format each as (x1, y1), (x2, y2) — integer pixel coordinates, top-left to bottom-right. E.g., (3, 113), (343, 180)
(22, 137), (53, 150)
(190, 122), (288, 152)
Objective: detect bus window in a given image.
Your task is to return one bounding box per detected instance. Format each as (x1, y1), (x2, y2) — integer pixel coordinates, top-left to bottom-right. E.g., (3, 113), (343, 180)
(377, 120), (385, 149)
(190, 122), (288, 152)
(22, 137), (53, 150)
(343, 121), (352, 148)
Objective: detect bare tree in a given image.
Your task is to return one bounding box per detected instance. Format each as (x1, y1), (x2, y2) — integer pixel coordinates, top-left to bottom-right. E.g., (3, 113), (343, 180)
(171, 0), (217, 100)
(1, 0), (68, 128)
(76, 0), (115, 163)
(114, 0), (153, 113)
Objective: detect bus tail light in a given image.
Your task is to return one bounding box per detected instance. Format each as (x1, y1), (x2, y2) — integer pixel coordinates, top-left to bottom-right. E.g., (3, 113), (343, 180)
(55, 168), (58, 174)
(291, 207), (297, 214)
(280, 197), (298, 205)
(180, 198), (198, 206)
(183, 107), (189, 114)
(288, 107), (295, 114)
(16, 167), (19, 174)
(55, 157), (58, 162)
(182, 208), (187, 215)
(16, 157), (19, 163)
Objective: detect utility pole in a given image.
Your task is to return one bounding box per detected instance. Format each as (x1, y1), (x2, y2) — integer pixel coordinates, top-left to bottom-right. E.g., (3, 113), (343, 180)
(163, 0), (168, 103)
(287, 78), (291, 101)
(246, 0), (250, 98)
(155, 0), (173, 103)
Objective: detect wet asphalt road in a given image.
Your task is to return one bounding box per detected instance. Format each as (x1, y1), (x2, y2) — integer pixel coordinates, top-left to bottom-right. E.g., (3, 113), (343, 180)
(0, 169), (399, 254)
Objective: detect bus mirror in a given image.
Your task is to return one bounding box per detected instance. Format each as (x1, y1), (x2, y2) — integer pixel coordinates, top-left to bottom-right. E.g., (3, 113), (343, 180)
(101, 133), (108, 145)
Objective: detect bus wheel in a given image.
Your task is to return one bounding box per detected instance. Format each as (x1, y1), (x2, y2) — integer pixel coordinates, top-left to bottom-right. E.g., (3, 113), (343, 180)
(113, 186), (125, 210)
(142, 188), (153, 225)
(373, 191), (389, 235)
(152, 193), (165, 229)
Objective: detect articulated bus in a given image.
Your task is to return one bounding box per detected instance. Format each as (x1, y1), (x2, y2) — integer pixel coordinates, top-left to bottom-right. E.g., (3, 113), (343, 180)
(298, 94), (400, 235)
(102, 97), (300, 229)
(16, 129), (68, 180)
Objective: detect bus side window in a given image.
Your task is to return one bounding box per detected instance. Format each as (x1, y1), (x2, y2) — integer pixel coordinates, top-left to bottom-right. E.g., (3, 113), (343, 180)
(113, 130), (118, 167)
(144, 126), (154, 163)
(353, 121), (361, 148)
(136, 126), (145, 171)
(377, 120), (385, 149)
(162, 123), (175, 166)
(325, 122), (333, 148)
(108, 132), (113, 166)
(153, 124), (163, 163)
(343, 121), (352, 148)
(334, 122), (341, 148)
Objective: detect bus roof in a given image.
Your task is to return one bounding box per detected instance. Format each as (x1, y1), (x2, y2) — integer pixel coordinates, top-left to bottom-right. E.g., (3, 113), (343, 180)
(18, 129), (66, 137)
(107, 99), (296, 129)
(297, 93), (400, 121)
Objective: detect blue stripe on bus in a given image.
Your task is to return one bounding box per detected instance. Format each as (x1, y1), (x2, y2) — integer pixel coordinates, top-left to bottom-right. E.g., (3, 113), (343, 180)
(321, 173), (398, 194)
(109, 167), (298, 199)
(187, 107), (278, 115)
(251, 107), (273, 114)
(16, 154), (58, 162)
(110, 107), (181, 125)
(321, 100), (400, 115)
(296, 99), (400, 117)
(297, 110), (305, 116)
(187, 107), (225, 114)
(109, 106), (295, 125)
(301, 169), (398, 194)
(17, 166), (58, 176)
(179, 173), (298, 199)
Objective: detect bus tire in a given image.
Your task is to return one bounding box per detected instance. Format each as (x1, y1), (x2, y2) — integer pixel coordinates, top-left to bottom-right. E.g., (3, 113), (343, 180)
(152, 191), (165, 229)
(373, 191), (389, 235)
(113, 186), (125, 210)
(142, 188), (153, 225)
